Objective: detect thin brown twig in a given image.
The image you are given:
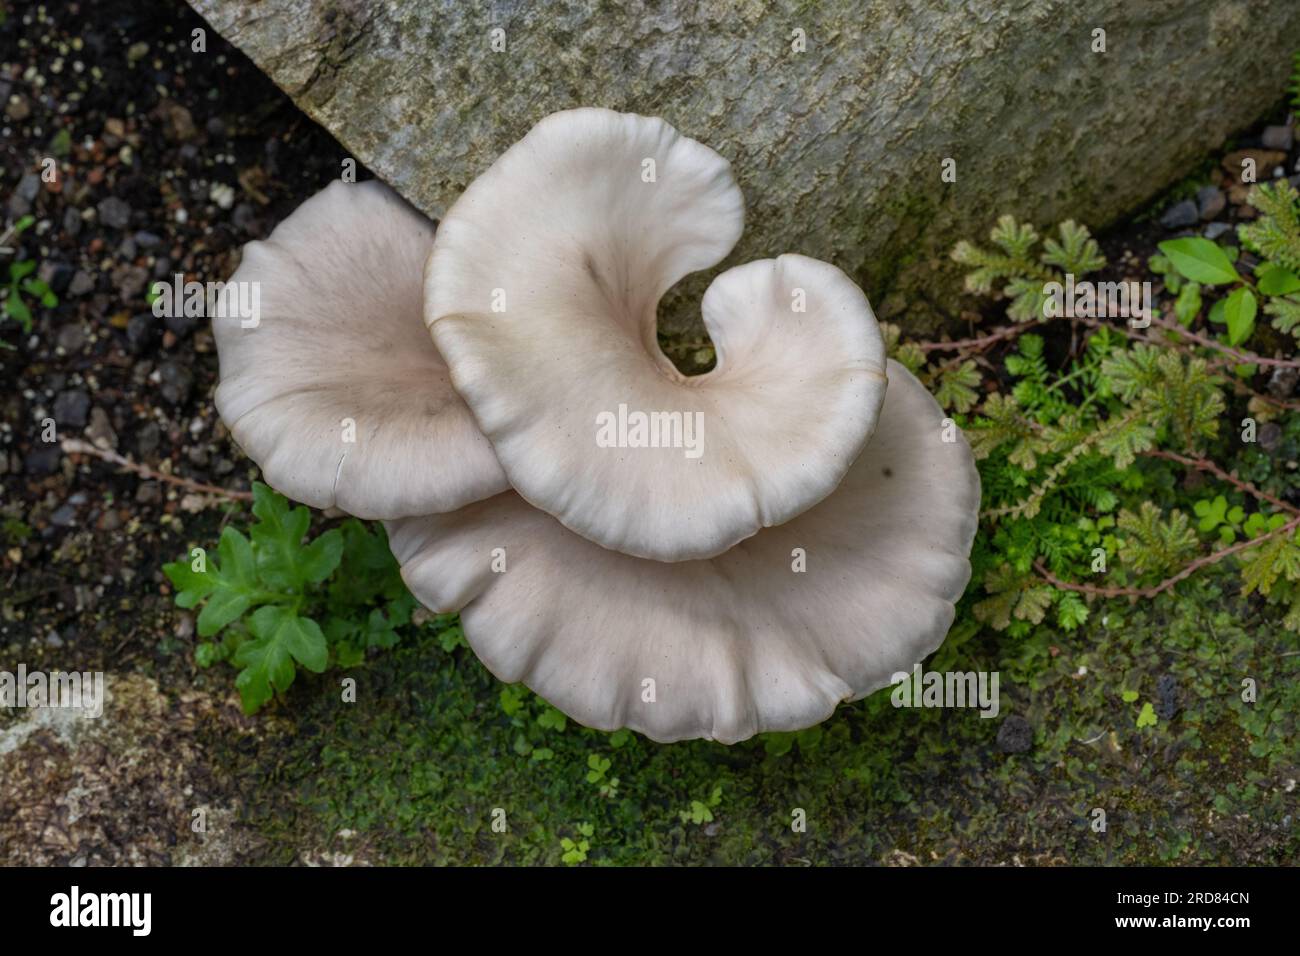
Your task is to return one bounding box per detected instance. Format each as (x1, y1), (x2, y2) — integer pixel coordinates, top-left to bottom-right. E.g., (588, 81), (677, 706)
(1034, 512), (1300, 600)
(1146, 313), (1300, 369)
(1141, 449), (1300, 516)
(911, 294), (1300, 599)
(1224, 376), (1300, 411)
(916, 321), (1036, 353)
(914, 309), (1300, 372)
(914, 310), (1300, 415)
(61, 438), (253, 502)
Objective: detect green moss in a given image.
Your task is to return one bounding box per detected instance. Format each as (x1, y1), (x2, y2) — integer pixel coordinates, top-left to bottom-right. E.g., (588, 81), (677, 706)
(195, 564), (1295, 865)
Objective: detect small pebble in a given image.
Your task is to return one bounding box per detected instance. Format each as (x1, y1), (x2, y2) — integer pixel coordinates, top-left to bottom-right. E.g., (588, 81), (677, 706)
(1261, 125), (1295, 152)
(50, 504), (78, 528)
(209, 182), (235, 210)
(136, 421), (161, 458)
(158, 361), (194, 404)
(17, 172), (41, 202)
(61, 206), (82, 237)
(5, 93), (31, 121)
(52, 389), (91, 428)
(85, 407), (118, 451)
(67, 269), (95, 295)
(1196, 185), (1225, 221)
(135, 481), (162, 505)
(1267, 366), (1298, 399)
(37, 260), (73, 294)
(126, 313), (157, 354)
(24, 444), (61, 476)
(164, 310), (198, 338)
(96, 196), (132, 230)
(55, 323), (87, 353)
(1160, 199), (1199, 230)
(996, 715), (1033, 754)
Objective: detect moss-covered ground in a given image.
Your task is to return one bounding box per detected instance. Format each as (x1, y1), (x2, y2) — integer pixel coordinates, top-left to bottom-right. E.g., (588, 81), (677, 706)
(181, 564), (1293, 866)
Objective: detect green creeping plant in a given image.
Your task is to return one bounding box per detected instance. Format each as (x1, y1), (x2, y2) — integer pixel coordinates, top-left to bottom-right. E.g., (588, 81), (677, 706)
(1149, 180), (1300, 350)
(164, 483), (416, 713)
(940, 212), (1300, 639)
(2, 216), (57, 344)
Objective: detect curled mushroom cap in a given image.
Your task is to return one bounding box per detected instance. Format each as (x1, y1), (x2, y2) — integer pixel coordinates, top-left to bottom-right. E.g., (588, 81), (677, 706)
(214, 180), (508, 519)
(426, 108), (888, 562)
(387, 360), (980, 744)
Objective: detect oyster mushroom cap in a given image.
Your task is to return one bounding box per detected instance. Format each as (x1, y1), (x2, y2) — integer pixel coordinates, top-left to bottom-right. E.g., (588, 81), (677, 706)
(388, 360), (981, 745)
(214, 179), (508, 519)
(426, 108), (887, 562)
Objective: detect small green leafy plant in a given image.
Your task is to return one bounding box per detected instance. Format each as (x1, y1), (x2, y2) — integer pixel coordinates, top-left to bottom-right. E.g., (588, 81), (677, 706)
(936, 213), (1300, 637)
(585, 753), (619, 798)
(1, 216), (57, 343)
(678, 784), (724, 826)
(164, 483), (415, 713)
(952, 216), (1106, 323)
(560, 823), (594, 864)
(1147, 181), (1300, 349)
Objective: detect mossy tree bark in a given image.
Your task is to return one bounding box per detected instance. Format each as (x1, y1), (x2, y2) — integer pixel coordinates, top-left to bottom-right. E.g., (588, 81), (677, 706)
(190, 0), (1300, 333)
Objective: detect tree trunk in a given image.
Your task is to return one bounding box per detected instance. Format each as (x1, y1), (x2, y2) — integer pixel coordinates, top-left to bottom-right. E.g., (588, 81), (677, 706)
(189, 0), (1300, 334)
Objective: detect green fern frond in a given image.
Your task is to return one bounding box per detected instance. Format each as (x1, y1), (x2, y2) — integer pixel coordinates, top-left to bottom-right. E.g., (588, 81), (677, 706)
(1240, 527), (1300, 597)
(989, 215), (1042, 260)
(1117, 502), (1197, 577)
(1238, 180), (1300, 272)
(933, 360), (982, 413)
(1152, 352), (1224, 449)
(1264, 294), (1300, 339)
(1095, 416), (1157, 470)
(1284, 592), (1300, 632)
(972, 563), (1050, 630)
(1101, 346), (1224, 451)
(1041, 220), (1106, 277)
(1099, 344), (1162, 402)
(952, 216), (1053, 299)
(952, 216), (1106, 321)
(880, 322), (926, 373)
(967, 392), (1050, 469)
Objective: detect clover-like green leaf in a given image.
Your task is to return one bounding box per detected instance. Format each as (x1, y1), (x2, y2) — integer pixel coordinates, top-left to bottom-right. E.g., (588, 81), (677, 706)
(1136, 702), (1158, 728)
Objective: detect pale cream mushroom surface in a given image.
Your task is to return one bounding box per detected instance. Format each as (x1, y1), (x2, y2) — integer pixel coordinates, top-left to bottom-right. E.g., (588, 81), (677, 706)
(213, 179), (508, 519)
(426, 108), (888, 562)
(388, 360), (981, 745)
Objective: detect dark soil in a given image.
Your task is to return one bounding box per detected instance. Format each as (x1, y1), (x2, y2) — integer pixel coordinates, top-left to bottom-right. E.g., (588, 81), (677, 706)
(1, 0), (361, 864)
(2, 0), (358, 662)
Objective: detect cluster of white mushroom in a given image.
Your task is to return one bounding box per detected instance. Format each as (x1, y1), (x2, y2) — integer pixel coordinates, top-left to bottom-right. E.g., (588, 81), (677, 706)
(212, 108), (981, 744)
